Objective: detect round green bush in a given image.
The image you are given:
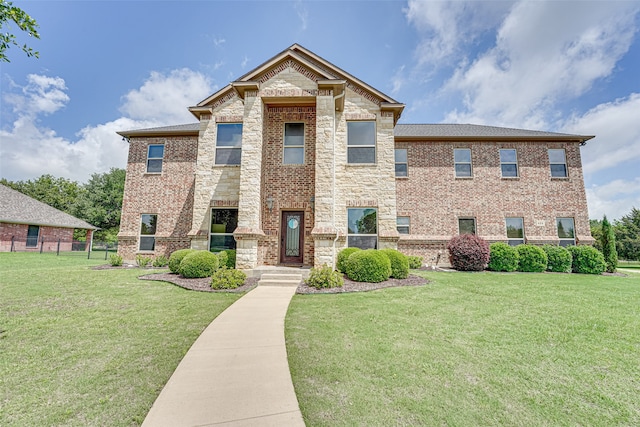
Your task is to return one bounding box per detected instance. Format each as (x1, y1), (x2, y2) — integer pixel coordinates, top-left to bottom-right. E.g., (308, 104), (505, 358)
(516, 245), (548, 272)
(337, 247), (361, 273)
(211, 267), (247, 290)
(179, 250), (219, 278)
(345, 249), (391, 283)
(216, 251), (229, 269)
(447, 234), (490, 271)
(407, 255), (423, 269)
(567, 245), (606, 274)
(488, 242), (519, 272)
(305, 265), (344, 289)
(222, 249), (236, 269)
(543, 245), (572, 273)
(380, 249), (409, 279)
(168, 249), (195, 273)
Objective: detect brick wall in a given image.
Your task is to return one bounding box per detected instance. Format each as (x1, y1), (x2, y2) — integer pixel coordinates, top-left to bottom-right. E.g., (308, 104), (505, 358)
(0, 222), (74, 252)
(118, 135), (198, 261)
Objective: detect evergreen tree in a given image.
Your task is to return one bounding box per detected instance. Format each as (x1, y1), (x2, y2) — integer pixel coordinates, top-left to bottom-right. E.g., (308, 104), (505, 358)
(601, 215), (618, 273)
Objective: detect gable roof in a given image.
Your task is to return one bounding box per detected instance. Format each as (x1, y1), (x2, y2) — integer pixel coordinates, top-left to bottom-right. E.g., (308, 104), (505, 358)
(0, 185), (97, 229)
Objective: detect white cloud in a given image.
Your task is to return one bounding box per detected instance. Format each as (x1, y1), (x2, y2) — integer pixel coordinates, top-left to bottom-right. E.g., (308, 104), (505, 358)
(586, 178), (640, 221)
(1, 69), (212, 182)
(241, 55), (249, 69)
(295, 0), (308, 31)
(213, 37), (225, 47)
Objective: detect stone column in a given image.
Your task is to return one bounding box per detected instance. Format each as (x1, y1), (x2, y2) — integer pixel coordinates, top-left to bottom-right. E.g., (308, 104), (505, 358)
(233, 90), (265, 269)
(377, 110), (400, 250)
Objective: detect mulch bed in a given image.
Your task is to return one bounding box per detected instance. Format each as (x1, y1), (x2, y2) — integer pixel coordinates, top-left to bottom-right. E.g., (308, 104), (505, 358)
(138, 272), (259, 293)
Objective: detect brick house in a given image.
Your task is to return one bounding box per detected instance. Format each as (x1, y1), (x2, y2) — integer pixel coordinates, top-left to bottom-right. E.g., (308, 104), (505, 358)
(0, 184), (97, 252)
(117, 44), (594, 269)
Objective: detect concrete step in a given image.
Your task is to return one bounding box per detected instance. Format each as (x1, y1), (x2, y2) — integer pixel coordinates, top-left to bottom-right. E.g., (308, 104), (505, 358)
(258, 279), (302, 287)
(250, 266), (311, 280)
(260, 273), (303, 282)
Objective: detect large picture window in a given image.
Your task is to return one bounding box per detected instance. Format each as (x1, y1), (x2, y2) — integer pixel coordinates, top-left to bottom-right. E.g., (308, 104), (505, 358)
(557, 217), (575, 246)
(395, 149), (407, 177)
(549, 149), (567, 178)
(506, 217), (524, 246)
(215, 123), (243, 165)
(284, 123), (304, 164)
(139, 214), (157, 251)
(454, 148), (472, 177)
(26, 225), (40, 247)
(347, 121), (376, 164)
(347, 208), (377, 249)
(458, 218), (476, 235)
(500, 149), (518, 177)
(146, 144), (164, 173)
(210, 209), (238, 252)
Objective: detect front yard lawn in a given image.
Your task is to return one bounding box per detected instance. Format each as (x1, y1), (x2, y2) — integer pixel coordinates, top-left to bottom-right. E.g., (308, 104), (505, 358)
(286, 270), (640, 426)
(0, 253), (241, 426)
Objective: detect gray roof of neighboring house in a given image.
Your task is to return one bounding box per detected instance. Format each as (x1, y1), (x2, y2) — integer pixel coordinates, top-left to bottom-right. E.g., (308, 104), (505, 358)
(118, 122), (593, 143)
(0, 184), (97, 230)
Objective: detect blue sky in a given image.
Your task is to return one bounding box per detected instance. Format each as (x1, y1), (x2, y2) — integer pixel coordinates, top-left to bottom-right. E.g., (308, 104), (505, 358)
(1, 0), (639, 221)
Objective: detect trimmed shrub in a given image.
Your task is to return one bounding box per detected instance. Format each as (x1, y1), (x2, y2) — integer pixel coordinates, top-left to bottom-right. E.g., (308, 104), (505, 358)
(305, 265), (344, 289)
(179, 250), (219, 278)
(380, 249), (409, 279)
(211, 267), (247, 290)
(488, 242), (519, 272)
(567, 245), (606, 274)
(222, 249), (236, 269)
(543, 245), (572, 273)
(109, 254), (123, 267)
(136, 255), (152, 268)
(168, 249), (195, 274)
(337, 247), (361, 273)
(216, 251), (228, 270)
(447, 234), (490, 271)
(407, 255), (423, 269)
(152, 255), (169, 267)
(345, 249), (391, 283)
(516, 245), (548, 272)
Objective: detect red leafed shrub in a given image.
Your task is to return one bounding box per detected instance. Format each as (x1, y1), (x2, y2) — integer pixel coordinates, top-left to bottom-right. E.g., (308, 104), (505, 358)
(447, 234), (490, 271)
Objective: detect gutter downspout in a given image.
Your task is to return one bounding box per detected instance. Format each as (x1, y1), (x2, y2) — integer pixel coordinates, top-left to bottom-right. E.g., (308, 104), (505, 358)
(332, 90), (345, 268)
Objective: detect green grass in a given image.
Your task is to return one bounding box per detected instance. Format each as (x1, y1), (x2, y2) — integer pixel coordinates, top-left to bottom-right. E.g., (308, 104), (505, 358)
(618, 260), (640, 271)
(0, 253), (241, 426)
(286, 271), (640, 426)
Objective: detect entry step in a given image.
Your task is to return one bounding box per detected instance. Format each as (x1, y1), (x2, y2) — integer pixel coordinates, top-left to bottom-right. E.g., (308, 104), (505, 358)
(258, 273), (303, 287)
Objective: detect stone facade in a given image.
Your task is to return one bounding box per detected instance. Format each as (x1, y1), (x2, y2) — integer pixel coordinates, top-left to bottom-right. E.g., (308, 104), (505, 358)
(117, 44), (594, 269)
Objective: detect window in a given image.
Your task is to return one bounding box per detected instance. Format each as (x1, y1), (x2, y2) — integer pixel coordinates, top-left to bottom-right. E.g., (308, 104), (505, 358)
(557, 218), (575, 246)
(454, 148), (472, 177)
(210, 209), (238, 252)
(395, 149), (407, 177)
(500, 149), (518, 177)
(458, 218), (476, 235)
(347, 121), (376, 163)
(549, 149), (567, 178)
(283, 123), (304, 164)
(26, 225), (39, 247)
(146, 144), (164, 173)
(139, 214), (157, 251)
(215, 123), (243, 165)
(397, 217), (410, 234)
(506, 217), (524, 246)
(347, 208), (377, 249)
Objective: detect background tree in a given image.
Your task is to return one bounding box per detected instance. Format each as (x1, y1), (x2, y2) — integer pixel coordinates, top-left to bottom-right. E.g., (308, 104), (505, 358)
(590, 219), (603, 252)
(600, 215), (617, 273)
(0, 0), (40, 62)
(614, 207), (640, 261)
(1, 175), (83, 213)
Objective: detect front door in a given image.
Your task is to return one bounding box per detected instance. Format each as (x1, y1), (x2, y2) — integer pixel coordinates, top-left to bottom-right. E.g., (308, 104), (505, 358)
(280, 211), (304, 264)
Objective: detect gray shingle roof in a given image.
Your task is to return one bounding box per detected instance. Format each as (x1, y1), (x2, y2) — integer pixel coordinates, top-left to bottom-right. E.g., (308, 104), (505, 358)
(0, 185), (97, 229)
(117, 123), (199, 137)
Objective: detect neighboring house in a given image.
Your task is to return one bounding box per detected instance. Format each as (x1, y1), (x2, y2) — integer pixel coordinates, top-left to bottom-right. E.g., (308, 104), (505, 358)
(0, 184), (97, 252)
(117, 44), (594, 269)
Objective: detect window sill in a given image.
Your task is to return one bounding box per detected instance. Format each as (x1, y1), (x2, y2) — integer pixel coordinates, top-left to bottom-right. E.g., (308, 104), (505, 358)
(395, 176), (409, 180)
(455, 176), (473, 180)
(144, 172), (162, 176)
(346, 163), (377, 167)
(551, 177), (569, 180)
(213, 164), (241, 168)
(501, 177), (520, 180)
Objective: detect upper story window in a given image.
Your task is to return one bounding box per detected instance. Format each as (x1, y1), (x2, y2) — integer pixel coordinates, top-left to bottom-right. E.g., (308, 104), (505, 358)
(506, 217), (524, 246)
(458, 218), (476, 235)
(147, 144), (164, 173)
(347, 121), (376, 164)
(215, 123), (243, 165)
(454, 148), (472, 178)
(139, 214), (157, 251)
(557, 217), (575, 246)
(549, 149), (567, 178)
(283, 123), (304, 164)
(395, 149), (407, 177)
(397, 216), (410, 234)
(347, 208), (377, 249)
(500, 149), (518, 178)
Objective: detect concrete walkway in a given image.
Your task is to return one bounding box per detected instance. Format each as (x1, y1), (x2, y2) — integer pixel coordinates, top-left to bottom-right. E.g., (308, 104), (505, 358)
(141, 285), (305, 427)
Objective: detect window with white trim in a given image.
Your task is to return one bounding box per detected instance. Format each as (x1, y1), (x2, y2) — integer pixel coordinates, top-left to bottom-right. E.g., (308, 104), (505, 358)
(215, 123), (243, 165)
(458, 218), (476, 235)
(454, 148), (472, 177)
(500, 149), (518, 177)
(283, 123), (304, 164)
(139, 214), (157, 251)
(348, 208), (377, 249)
(557, 217), (575, 247)
(210, 209), (238, 252)
(549, 149), (567, 178)
(146, 144), (164, 173)
(347, 121), (376, 164)
(506, 217), (524, 246)
(395, 149), (407, 177)
(397, 216), (410, 234)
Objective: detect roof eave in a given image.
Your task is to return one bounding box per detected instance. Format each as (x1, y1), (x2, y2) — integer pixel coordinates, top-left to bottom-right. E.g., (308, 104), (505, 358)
(394, 135), (595, 143)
